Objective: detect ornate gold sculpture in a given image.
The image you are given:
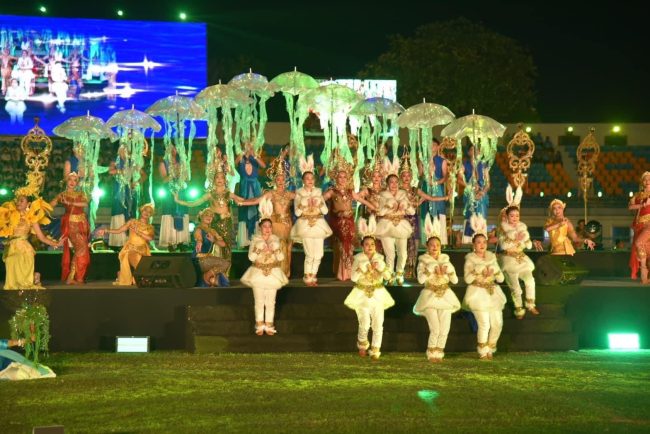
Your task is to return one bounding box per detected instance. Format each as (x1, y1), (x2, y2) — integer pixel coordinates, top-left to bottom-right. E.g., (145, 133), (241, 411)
(576, 128), (600, 222)
(16, 117), (52, 197)
(506, 124), (535, 189)
(440, 136), (460, 230)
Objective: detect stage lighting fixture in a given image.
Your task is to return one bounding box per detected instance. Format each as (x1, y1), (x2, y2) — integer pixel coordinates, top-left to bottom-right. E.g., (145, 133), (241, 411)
(179, 12), (187, 20)
(156, 187), (168, 199)
(39, 6), (47, 14)
(612, 125), (621, 133)
(117, 9), (124, 17)
(92, 187), (105, 200)
(607, 333), (639, 350)
(567, 191), (572, 198)
(525, 126), (532, 133)
(189, 222), (196, 232)
(629, 191), (634, 198)
(539, 191), (545, 197)
(567, 126), (574, 133)
(188, 187), (199, 198)
(597, 191), (603, 197)
(0, 188), (7, 196)
(116, 336), (150, 353)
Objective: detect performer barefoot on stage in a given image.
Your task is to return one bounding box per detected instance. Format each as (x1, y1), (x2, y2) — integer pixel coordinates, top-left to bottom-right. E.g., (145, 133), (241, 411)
(629, 171), (650, 283)
(239, 155), (296, 278)
(49, 172), (90, 285)
(192, 209), (230, 287)
(462, 217), (507, 360)
(414, 215), (461, 362)
(544, 199), (595, 255)
(290, 155), (333, 286)
(344, 216), (394, 361)
(173, 170), (246, 272)
(240, 207), (288, 336)
(375, 169), (414, 286)
(99, 204), (155, 286)
(497, 186), (538, 319)
(323, 154), (376, 281)
(1, 193), (64, 290)
(399, 154), (447, 280)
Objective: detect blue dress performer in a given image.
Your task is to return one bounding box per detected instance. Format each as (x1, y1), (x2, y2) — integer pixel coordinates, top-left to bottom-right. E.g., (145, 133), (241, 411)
(420, 139), (449, 245)
(236, 147), (266, 247)
(108, 147), (138, 247)
(158, 148), (190, 250)
(460, 144), (490, 244)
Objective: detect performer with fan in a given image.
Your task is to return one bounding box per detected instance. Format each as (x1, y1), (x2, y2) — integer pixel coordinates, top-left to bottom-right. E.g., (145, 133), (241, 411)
(462, 217), (507, 360)
(629, 171), (650, 283)
(238, 155), (296, 277)
(498, 186), (538, 319)
(290, 155), (333, 286)
(240, 201), (289, 336)
(375, 160), (414, 286)
(344, 216), (394, 360)
(413, 215), (461, 362)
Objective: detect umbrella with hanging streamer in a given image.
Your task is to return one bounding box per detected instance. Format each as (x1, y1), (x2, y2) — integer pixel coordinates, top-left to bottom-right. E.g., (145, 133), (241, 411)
(348, 97), (405, 190)
(228, 69), (277, 154)
(106, 105), (162, 207)
(195, 81), (252, 191)
(146, 94), (205, 193)
(53, 112), (116, 230)
(297, 82), (362, 169)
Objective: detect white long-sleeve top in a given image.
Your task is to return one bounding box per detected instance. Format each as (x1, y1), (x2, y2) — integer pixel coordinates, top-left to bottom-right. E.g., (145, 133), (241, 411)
(240, 234), (288, 290)
(413, 253), (461, 313)
(290, 187), (332, 241)
(462, 251), (506, 312)
(344, 252), (395, 310)
(498, 220), (535, 274)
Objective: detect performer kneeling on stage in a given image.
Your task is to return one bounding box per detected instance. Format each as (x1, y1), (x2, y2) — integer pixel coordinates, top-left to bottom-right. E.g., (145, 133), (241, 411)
(413, 215), (461, 362)
(462, 216), (507, 360)
(192, 208), (230, 287)
(344, 216), (395, 361)
(240, 199), (289, 336)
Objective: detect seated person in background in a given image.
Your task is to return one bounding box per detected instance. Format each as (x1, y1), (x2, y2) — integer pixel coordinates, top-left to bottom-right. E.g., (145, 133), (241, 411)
(544, 200), (595, 255)
(192, 208), (230, 287)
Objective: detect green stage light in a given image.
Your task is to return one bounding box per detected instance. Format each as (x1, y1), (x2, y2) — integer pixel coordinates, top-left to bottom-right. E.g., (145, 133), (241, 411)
(156, 188), (167, 199)
(597, 191), (603, 197)
(612, 125), (621, 133)
(117, 9), (124, 17)
(567, 191), (572, 198)
(608, 333), (640, 350)
(92, 187), (106, 201)
(189, 222), (196, 232)
(188, 187), (199, 199)
(179, 12), (187, 20)
(525, 126), (532, 133)
(0, 188), (8, 196)
(567, 126), (574, 133)
(39, 6), (47, 13)
(629, 191), (634, 198)
(539, 191), (544, 197)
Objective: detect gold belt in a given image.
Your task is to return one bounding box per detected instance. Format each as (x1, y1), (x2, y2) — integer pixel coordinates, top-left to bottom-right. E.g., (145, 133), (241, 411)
(424, 282), (449, 296)
(69, 214), (87, 223)
(355, 283), (382, 298)
(472, 281), (496, 295)
(502, 250), (526, 263)
(271, 213), (291, 225)
(380, 214), (403, 225)
(638, 214), (650, 225)
(334, 210), (354, 217)
(300, 213), (323, 227)
(253, 261), (282, 276)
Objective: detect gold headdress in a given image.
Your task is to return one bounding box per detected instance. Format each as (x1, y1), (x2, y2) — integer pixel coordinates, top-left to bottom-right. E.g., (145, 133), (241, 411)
(265, 154), (288, 188)
(15, 118), (52, 199)
(197, 207), (214, 222)
(139, 202), (155, 214)
(327, 150), (354, 183)
(548, 198), (566, 214)
(641, 171), (650, 184)
(362, 158), (386, 186)
(399, 151), (411, 176)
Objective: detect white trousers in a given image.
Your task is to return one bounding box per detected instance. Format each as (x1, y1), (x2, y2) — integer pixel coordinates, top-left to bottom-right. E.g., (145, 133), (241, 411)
(505, 270), (536, 308)
(422, 308), (453, 350)
(355, 301), (385, 349)
(473, 310), (503, 351)
(252, 287), (278, 323)
(380, 236), (408, 274)
(303, 237), (324, 275)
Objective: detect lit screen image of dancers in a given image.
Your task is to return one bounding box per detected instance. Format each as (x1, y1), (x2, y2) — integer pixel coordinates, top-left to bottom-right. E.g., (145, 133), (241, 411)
(0, 14), (206, 134)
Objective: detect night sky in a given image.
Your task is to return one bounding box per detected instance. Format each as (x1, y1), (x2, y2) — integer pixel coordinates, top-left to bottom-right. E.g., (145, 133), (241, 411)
(3, 1), (648, 122)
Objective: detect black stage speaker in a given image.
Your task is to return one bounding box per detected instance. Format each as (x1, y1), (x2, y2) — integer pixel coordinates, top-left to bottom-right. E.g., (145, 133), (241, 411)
(534, 255), (589, 286)
(133, 256), (197, 288)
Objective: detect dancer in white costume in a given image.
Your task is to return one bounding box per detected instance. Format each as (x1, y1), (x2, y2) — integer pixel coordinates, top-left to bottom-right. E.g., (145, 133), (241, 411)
(497, 185), (539, 319)
(16, 50), (33, 96)
(290, 155), (332, 286)
(4, 78), (26, 124)
(344, 216), (395, 360)
(240, 199), (289, 336)
(414, 215), (461, 362)
(375, 163), (414, 285)
(462, 216), (507, 360)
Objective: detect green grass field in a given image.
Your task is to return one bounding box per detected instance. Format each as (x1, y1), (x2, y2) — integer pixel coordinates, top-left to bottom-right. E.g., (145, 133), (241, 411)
(1, 351), (649, 433)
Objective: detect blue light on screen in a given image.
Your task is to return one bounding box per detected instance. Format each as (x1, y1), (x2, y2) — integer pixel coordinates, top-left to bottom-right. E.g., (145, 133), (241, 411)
(0, 15), (206, 135)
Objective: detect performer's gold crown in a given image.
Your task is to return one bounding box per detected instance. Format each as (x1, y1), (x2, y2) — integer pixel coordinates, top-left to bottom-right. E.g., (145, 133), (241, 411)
(362, 158), (386, 186)
(328, 150), (354, 181)
(266, 154), (287, 187)
(399, 150), (412, 176)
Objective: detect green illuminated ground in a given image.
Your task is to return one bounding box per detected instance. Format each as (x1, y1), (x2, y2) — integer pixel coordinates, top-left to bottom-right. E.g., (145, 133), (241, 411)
(1, 351), (649, 433)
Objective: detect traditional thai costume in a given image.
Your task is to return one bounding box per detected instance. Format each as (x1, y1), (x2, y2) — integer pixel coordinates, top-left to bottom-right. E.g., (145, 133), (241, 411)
(59, 191), (90, 284)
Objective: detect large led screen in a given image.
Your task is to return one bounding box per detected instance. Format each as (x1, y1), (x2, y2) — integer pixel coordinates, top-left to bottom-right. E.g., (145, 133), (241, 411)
(0, 15), (206, 135)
